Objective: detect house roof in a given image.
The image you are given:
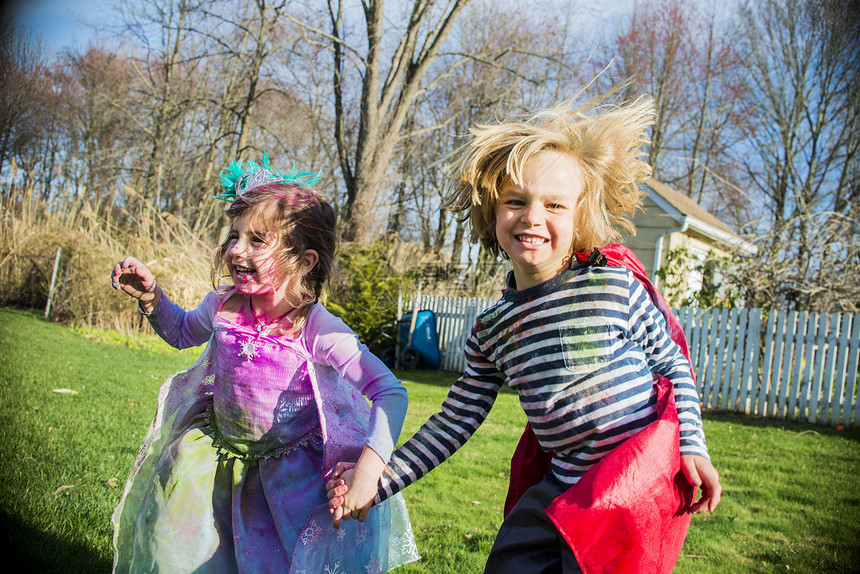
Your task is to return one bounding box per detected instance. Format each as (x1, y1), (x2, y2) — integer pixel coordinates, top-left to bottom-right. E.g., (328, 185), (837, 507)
(642, 177), (733, 234)
(641, 177), (756, 254)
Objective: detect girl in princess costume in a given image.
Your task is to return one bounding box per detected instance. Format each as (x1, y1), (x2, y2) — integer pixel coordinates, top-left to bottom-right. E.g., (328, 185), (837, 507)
(110, 157), (419, 573)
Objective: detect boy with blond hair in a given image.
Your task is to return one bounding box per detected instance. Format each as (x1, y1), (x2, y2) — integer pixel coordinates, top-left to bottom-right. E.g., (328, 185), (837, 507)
(329, 93), (721, 573)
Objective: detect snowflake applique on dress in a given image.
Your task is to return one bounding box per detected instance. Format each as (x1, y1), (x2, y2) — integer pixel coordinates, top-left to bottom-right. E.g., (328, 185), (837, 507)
(363, 556), (383, 574)
(300, 520), (323, 545)
(355, 521), (368, 544)
(237, 335), (260, 362)
(236, 298), (294, 364)
(393, 530), (421, 563)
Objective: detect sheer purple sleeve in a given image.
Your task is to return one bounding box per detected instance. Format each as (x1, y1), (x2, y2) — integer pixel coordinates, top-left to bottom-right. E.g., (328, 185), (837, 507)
(304, 304), (408, 463)
(145, 290), (221, 349)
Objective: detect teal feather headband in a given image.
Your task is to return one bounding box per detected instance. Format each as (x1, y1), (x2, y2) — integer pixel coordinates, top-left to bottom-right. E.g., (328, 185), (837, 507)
(213, 154), (322, 202)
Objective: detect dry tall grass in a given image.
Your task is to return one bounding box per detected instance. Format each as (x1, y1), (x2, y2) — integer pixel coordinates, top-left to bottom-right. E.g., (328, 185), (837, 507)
(1, 175), (214, 335)
(1, 171), (507, 339)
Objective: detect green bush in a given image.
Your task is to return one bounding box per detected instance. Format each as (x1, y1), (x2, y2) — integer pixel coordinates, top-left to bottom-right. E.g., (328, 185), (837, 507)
(656, 247), (741, 309)
(326, 242), (420, 349)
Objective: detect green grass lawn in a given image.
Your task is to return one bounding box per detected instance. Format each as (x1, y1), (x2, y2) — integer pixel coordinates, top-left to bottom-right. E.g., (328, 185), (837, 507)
(2, 306), (858, 573)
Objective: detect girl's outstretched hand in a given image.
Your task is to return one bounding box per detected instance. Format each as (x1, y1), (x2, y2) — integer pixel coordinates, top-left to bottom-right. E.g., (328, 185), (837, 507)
(681, 454), (721, 514)
(111, 256), (161, 312)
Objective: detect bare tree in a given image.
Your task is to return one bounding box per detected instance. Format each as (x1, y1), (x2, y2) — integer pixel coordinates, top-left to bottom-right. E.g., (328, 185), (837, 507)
(730, 0), (860, 312)
(118, 0), (203, 210)
(285, 0), (473, 244)
(0, 15), (52, 192)
(56, 47), (138, 213)
(182, 0), (299, 233)
(599, 0), (747, 220)
(388, 1), (585, 266)
(192, 0), (291, 160)
(681, 17), (747, 209)
(609, 0), (698, 172)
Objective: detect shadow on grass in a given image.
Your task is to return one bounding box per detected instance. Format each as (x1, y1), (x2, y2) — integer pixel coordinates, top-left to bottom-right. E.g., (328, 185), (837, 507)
(0, 510), (111, 574)
(702, 409), (860, 443)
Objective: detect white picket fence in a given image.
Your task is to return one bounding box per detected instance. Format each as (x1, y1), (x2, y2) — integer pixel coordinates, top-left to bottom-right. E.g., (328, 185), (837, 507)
(407, 295), (860, 428)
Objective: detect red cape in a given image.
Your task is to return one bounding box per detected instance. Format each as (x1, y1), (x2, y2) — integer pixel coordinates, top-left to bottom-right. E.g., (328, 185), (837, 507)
(503, 245), (697, 573)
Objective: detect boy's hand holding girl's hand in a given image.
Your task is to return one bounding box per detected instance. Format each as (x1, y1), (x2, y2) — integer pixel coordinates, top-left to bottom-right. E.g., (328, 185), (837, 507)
(327, 462), (374, 529)
(111, 256), (162, 313)
(680, 454), (721, 514)
(326, 444), (385, 530)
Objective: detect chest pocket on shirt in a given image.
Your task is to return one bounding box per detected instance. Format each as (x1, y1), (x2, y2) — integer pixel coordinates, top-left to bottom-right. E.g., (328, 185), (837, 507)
(559, 323), (612, 375)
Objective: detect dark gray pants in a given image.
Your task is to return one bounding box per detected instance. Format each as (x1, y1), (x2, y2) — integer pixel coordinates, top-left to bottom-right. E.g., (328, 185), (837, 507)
(484, 473), (583, 574)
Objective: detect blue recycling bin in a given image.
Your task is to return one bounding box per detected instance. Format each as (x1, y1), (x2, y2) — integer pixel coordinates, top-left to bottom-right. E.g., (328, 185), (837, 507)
(397, 310), (441, 370)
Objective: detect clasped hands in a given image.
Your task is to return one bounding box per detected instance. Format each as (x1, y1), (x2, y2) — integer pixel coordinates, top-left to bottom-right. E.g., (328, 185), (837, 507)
(326, 461), (373, 529)
(325, 444), (387, 529)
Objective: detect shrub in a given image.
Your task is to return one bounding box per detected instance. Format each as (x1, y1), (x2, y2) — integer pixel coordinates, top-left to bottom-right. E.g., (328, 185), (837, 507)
(326, 241), (419, 349)
(656, 247), (741, 309)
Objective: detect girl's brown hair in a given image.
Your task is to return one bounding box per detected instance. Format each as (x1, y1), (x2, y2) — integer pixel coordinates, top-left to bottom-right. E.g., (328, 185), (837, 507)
(444, 92), (655, 256)
(212, 182), (337, 330)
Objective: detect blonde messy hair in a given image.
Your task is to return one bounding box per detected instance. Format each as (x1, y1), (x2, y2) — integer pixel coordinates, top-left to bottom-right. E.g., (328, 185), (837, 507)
(444, 91), (655, 256)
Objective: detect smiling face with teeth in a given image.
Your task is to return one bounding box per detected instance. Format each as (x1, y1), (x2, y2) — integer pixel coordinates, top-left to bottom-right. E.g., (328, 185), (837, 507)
(214, 182), (338, 336)
(494, 151), (583, 290)
(224, 213), (280, 296)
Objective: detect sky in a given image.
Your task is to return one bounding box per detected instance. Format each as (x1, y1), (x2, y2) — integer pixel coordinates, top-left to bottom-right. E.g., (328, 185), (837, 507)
(6, 0), (640, 57)
(5, 0), (115, 55)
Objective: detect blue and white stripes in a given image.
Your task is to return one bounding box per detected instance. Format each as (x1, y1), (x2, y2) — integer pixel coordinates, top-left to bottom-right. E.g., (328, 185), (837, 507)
(378, 265), (708, 502)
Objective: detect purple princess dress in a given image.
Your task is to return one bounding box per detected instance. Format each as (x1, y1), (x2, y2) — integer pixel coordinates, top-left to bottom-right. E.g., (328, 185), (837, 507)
(112, 291), (419, 573)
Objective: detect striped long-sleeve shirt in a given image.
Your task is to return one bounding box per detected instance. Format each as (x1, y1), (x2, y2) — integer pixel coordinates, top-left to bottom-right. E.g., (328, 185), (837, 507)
(377, 263), (708, 502)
